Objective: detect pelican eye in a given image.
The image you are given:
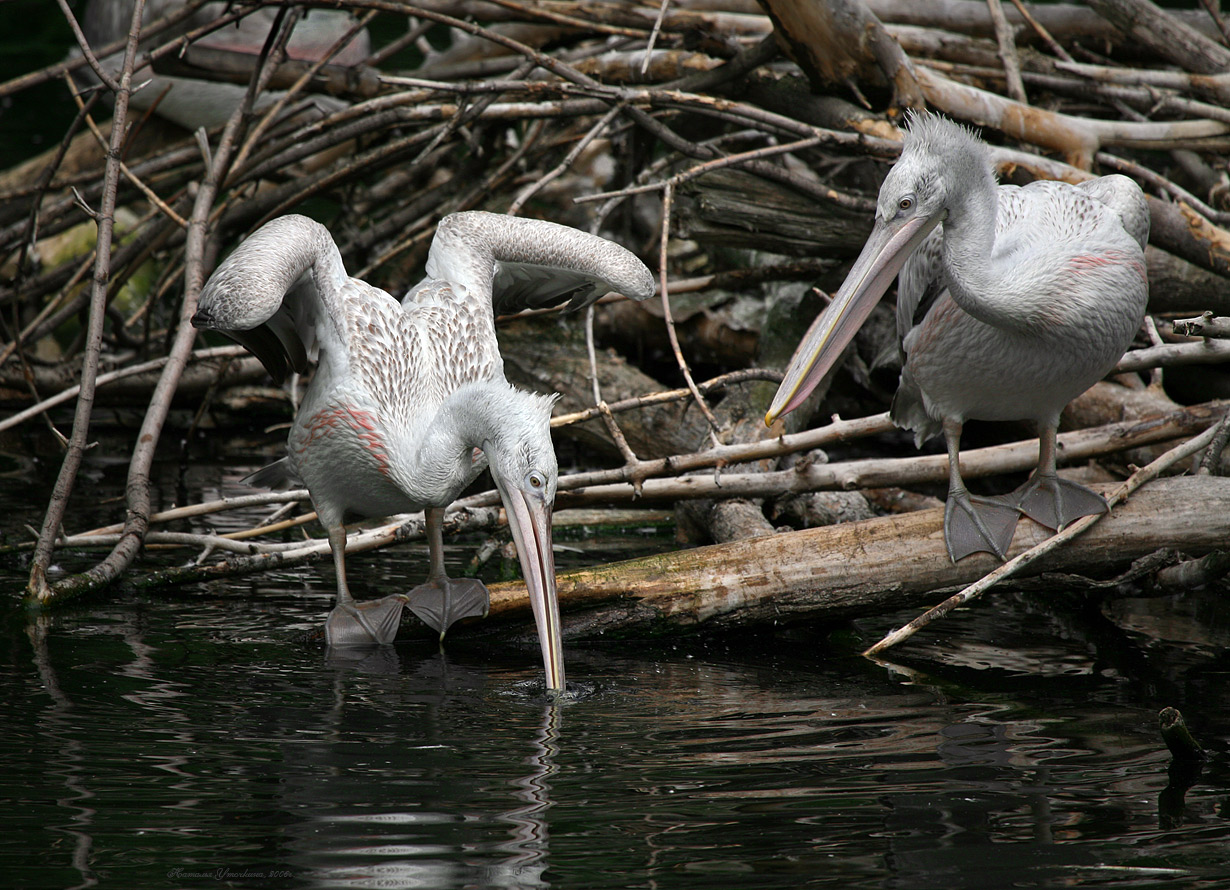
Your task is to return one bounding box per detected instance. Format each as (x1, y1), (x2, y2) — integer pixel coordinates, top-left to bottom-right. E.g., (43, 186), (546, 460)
(898, 195), (915, 212)
(526, 470), (546, 490)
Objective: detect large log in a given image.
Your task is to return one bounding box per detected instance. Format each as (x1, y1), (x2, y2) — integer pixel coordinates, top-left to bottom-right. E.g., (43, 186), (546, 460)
(456, 475), (1230, 641)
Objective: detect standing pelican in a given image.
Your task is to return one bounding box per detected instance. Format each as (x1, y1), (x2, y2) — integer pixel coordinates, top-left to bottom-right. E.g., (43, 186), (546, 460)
(193, 212), (655, 690)
(766, 114), (1148, 561)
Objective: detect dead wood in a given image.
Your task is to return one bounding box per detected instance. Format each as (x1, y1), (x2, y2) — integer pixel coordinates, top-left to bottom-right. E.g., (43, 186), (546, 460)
(756, 0), (923, 110)
(497, 318), (714, 459)
(863, 412), (1225, 654)
(865, 0), (1220, 44)
(1085, 0), (1230, 76)
(6, 0), (1230, 625)
(1172, 313), (1230, 339)
(461, 476), (1230, 640)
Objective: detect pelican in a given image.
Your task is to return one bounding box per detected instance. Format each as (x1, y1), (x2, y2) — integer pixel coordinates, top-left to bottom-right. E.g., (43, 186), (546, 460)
(193, 212), (655, 690)
(766, 114), (1148, 561)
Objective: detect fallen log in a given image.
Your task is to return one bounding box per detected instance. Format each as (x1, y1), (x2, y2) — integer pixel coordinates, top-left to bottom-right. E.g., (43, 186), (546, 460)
(464, 475), (1230, 641)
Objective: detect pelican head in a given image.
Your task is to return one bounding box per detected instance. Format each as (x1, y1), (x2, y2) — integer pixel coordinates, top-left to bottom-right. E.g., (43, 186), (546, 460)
(480, 388), (565, 692)
(765, 114), (992, 425)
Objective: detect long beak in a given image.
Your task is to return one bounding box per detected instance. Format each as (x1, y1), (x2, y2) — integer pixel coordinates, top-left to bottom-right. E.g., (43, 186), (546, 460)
(502, 487), (565, 692)
(765, 212), (944, 425)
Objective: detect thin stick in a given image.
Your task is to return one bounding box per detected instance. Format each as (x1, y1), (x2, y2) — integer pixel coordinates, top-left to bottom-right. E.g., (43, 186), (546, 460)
(230, 9), (377, 176)
(74, 489), (310, 537)
(0, 346), (249, 434)
(54, 0), (121, 93)
(574, 135), (834, 206)
(642, 0), (673, 75)
(986, 0), (1028, 103)
(659, 181), (721, 436)
(27, 0), (147, 602)
(1197, 410), (1230, 475)
(29, 6), (296, 606)
(862, 418), (1225, 657)
(582, 303), (643, 471)
(551, 368), (783, 428)
(508, 102), (624, 216)
(1008, 0), (1074, 62)
(1199, 0), (1230, 45)
(66, 73), (189, 229)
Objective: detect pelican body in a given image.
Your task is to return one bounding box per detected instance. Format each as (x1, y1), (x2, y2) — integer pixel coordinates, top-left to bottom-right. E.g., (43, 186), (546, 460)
(767, 114), (1148, 560)
(193, 212), (655, 690)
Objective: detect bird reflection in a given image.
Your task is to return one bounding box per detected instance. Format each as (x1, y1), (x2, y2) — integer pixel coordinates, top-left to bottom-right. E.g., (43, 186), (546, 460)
(491, 703), (561, 888)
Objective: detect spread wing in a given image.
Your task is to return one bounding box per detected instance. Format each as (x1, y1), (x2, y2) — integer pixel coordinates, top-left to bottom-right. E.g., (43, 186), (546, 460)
(407, 211), (656, 315)
(193, 214), (390, 385)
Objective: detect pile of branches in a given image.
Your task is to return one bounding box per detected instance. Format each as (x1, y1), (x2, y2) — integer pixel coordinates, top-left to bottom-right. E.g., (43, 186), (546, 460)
(4, 0), (1230, 629)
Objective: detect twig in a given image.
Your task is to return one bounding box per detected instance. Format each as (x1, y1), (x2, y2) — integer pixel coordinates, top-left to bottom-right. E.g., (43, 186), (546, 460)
(508, 101), (625, 216)
(1096, 151), (1230, 226)
(0, 0), (218, 101)
(642, 0), (672, 75)
(229, 9), (377, 176)
(1199, 0), (1230, 45)
(574, 135), (836, 206)
(0, 346), (249, 434)
(986, 0), (1027, 103)
(1197, 410), (1230, 475)
(73, 489), (310, 538)
(65, 73), (189, 229)
(54, 0), (121, 93)
(659, 182), (720, 438)
(862, 416), (1225, 657)
(1142, 314), (1165, 388)
(28, 5), (295, 607)
(581, 303), (647, 489)
(27, 0), (147, 603)
(1008, 0), (1074, 62)
(551, 368), (783, 427)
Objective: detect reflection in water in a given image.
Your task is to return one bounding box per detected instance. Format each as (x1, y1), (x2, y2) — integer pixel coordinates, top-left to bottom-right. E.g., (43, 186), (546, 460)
(7, 427), (1230, 888)
(274, 648), (563, 889)
(29, 619), (98, 890)
(4, 590), (1230, 889)
(493, 702), (559, 888)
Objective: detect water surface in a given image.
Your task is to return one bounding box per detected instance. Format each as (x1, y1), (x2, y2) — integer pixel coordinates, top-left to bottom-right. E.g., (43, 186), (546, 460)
(1, 430), (1228, 889)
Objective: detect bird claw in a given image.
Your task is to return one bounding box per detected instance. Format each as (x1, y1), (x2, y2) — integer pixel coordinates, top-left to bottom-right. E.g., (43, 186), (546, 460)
(944, 493), (1021, 562)
(408, 578), (491, 641)
(1013, 475), (1108, 531)
(325, 594), (410, 646)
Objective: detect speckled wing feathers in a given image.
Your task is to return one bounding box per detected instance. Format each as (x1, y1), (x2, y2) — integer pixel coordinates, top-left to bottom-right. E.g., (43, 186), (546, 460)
(197, 211), (653, 436)
(349, 277), (501, 428)
(424, 211), (656, 316)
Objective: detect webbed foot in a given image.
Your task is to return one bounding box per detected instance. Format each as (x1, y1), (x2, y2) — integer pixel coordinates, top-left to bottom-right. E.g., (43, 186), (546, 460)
(944, 493), (1022, 562)
(325, 594), (410, 646)
(1013, 475), (1108, 531)
(408, 577), (490, 640)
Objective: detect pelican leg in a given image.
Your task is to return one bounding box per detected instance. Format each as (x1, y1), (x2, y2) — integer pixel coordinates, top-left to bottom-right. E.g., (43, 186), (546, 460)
(407, 507), (490, 641)
(942, 421), (1022, 562)
(1010, 422), (1108, 530)
(324, 525), (409, 646)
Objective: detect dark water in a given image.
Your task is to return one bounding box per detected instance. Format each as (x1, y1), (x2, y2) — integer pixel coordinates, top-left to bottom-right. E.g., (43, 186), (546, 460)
(2, 429), (1230, 889)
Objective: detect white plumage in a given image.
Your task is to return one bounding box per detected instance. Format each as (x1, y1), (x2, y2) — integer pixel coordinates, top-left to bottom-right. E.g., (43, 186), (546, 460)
(194, 212), (655, 690)
(768, 114), (1147, 561)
